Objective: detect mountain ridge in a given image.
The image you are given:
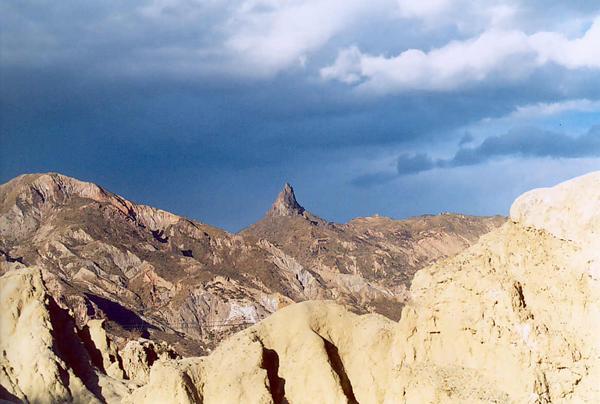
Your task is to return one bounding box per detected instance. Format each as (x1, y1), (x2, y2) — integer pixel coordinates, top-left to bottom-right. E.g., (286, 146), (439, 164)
(0, 172), (504, 355)
(2, 171), (598, 403)
(2, 171), (503, 231)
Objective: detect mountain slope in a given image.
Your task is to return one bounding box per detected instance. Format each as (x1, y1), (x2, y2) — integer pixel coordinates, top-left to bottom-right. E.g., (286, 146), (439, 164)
(243, 183), (503, 317)
(127, 170), (600, 403)
(0, 173), (502, 354)
(0, 173), (295, 354)
(3, 172), (596, 403)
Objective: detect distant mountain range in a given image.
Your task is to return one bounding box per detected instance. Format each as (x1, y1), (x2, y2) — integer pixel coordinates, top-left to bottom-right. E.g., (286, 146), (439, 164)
(0, 173), (503, 354)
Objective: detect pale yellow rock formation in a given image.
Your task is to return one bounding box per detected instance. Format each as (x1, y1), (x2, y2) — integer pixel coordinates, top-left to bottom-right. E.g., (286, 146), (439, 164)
(397, 221), (600, 402)
(125, 359), (206, 404)
(510, 170), (600, 247)
(127, 171), (600, 403)
(0, 267), (129, 403)
(390, 171), (600, 402)
(2, 172), (599, 403)
(127, 301), (397, 404)
(85, 319), (125, 379)
(120, 338), (179, 384)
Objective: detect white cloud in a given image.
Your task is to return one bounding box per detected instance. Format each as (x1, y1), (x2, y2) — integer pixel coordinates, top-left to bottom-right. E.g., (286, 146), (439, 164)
(396, 0), (453, 19)
(320, 46), (364, 83)
(224, 0), (391, 77)
(322, 29), (532, 93)
(2, 0), (598, 81)
(394, 0), (518, 31)
(221, 0), (523, 77)
(529, 19), (600, 69)
(511, 99), (600, 118)
(321, 17), (600, 94)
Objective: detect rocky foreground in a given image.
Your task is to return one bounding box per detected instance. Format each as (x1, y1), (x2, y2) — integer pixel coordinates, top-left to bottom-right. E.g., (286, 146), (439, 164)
(1, 171), (599, 403)
(0, 173), (500, 354)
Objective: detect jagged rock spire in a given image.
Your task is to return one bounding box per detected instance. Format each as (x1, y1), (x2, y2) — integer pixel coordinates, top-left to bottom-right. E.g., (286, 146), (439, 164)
(268, 183), (305, 217)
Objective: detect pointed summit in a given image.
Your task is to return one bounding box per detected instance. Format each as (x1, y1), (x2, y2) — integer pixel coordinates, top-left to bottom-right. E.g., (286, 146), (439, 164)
(268, 182), (305, 217)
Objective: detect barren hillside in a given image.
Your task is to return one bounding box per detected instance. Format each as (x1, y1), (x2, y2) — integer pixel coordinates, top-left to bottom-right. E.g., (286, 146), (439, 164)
(1, 171), (597, 403)
(0, 173), (501, 355)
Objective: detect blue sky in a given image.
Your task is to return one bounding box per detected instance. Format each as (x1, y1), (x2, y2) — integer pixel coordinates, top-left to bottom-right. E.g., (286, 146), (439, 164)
(1, 0), (599, 231)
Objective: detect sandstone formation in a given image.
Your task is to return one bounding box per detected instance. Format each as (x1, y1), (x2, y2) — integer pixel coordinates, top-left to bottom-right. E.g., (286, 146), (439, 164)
(127, 301), (396, 404)
(0, 266), (187, 402)
(0, 267), (129, 403)
(126, 171), (600, 403)
(119, 338), (179, 384)
(83, 319), (125, 379)
(0, 173), (500, 355)
(510, 170), (600, 247)
(0, 171), (598, 403)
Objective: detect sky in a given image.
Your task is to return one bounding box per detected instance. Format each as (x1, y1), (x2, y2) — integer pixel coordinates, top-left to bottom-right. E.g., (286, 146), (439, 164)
(1, 0), (599, 231)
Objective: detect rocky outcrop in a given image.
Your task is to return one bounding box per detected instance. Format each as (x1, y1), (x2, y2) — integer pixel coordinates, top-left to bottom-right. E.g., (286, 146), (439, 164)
(82, 319), (125, 379)
(0, 173), (500, 354)
(124, 171), (600, 403)
(0, 266), (195, 403)
(510, 170), (600, 247)
(267, 183), (305, 217)
(1, 172), (598, 403)
(127, 301), (395, 403)
(397, 226), (599, 401)
(120, 339), (179, 384)
(0, 267), (129, 403)
(124, 359), (205, 404)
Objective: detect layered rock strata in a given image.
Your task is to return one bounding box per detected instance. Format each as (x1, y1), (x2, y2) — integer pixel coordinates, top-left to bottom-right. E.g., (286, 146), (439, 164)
(0, 173), (500, 354)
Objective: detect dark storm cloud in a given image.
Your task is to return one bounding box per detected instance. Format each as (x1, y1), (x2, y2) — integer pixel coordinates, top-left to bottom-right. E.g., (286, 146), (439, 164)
(458, 133), (474, 146)
(352, 126), (600, 187)
(449, 126), (600, 166)
(358, 126), (600, 181)
(2, 0), (600, 230)
(396, 153), (435, 174)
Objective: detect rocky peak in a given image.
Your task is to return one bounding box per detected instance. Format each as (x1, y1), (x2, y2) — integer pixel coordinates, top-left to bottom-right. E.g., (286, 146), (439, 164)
(268, 183), (305, 217)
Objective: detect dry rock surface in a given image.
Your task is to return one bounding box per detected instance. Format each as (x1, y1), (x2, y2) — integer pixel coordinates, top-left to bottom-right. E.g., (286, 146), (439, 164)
(126, 171), (600, 403)
(0, 173), (500, 355)
(0, 171), (598, 403)
(0, 266), (182, 403)
(0, 267), (129, 403)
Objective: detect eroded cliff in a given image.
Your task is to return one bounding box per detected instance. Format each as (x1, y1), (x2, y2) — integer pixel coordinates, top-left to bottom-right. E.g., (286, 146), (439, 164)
(0, 173), (499, 355)
(127, 171), (600, 403)
(2, 172), (597, 403)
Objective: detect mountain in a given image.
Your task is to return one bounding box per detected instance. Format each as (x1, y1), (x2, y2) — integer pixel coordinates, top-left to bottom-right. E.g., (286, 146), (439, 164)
(2, 171), (598, 403)
(267, 183), (306, 217)
(243, 182), (504, 319)
(0, 172), (502, 355)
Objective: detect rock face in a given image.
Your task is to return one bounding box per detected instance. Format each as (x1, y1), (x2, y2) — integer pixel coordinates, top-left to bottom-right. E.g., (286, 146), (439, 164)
(127, 301), (396, 404)
(0, 173), (500, 355)
(267, 183), (305, 217)
(510, 170), (600, 247)
(243, 187), (503, 321)
(1, 171), (598, 403)
(125, 171), (600, 403)
(83, 319), (125, 379)
(0, 267), (129, 403)
(120, 338), (179, 384)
